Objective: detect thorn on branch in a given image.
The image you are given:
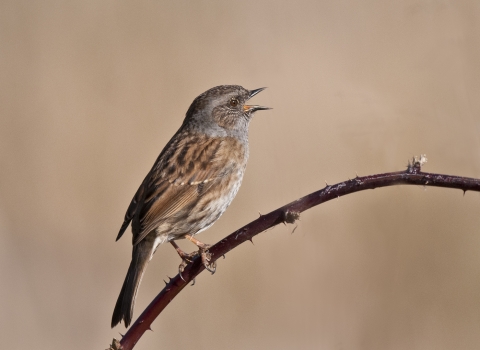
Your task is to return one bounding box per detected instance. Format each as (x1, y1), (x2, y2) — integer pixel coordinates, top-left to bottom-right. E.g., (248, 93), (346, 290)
(407, 154), (427, 173)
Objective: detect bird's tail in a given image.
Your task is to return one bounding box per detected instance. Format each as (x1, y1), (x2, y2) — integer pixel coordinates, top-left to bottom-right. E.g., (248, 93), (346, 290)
(111, 241), (153, 328)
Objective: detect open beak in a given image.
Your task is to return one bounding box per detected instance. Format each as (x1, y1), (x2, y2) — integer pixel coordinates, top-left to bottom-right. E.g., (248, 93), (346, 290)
(243, 87), (271, 113)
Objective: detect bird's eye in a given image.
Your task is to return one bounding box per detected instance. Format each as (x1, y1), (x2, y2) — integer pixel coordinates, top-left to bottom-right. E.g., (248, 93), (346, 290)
(229, 98), (239, 107)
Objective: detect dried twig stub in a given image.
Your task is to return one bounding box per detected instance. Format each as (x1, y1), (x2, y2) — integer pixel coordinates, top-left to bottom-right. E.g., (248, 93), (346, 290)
(407, 154), (428, 173)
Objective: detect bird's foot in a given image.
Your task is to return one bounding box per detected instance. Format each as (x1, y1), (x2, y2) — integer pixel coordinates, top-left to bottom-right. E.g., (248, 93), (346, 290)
(172, 237), (217, 275)
(198, 245), (216, 274)
(170, 241), (199, 278)
(178, 250), (199, 273)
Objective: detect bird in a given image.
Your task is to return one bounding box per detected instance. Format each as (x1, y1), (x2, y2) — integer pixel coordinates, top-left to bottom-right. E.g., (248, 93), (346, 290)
(111, 85), (270, 328)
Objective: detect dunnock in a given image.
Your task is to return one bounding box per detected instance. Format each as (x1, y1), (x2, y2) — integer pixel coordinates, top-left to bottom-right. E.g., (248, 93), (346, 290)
(111, 85), (269, 328)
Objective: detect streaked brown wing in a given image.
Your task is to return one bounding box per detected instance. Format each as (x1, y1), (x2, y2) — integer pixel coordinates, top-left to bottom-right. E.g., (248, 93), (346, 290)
(131, 133), (245, 246)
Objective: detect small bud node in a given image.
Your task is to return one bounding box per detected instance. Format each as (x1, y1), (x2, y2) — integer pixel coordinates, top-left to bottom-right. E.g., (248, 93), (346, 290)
(283, 210), (300, 224)
(107, 338), (122, 350)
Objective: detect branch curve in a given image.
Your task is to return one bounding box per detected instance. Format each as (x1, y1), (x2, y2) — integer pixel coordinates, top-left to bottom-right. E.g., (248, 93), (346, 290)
(114, 163), (480, 350)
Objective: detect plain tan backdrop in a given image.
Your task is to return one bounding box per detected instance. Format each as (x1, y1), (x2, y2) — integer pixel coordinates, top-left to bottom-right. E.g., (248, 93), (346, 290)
(1, 1), (480, 349)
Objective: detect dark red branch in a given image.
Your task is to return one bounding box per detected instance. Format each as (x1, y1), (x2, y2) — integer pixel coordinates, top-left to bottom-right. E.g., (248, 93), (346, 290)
(116, 167), (480, 349)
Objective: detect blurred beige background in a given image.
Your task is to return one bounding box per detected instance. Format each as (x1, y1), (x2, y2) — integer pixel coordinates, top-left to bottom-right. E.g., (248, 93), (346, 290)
(1, 1), (480, 349)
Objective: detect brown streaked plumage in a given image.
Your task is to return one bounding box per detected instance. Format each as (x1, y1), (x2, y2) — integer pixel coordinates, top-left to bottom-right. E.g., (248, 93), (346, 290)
(112, 85), (269, 328)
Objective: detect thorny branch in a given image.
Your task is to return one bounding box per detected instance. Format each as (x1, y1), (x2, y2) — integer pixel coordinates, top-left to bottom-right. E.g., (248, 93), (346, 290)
(109, 156), (480, 350)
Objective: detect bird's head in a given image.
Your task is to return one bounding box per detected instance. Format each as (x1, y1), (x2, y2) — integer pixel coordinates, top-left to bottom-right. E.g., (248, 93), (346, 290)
(185, 85), (270, 137)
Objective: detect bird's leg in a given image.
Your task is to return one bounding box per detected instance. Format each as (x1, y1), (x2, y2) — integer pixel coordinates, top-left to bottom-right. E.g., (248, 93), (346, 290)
(170, 241), (198, 275)
(184, 234), (216, 274)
